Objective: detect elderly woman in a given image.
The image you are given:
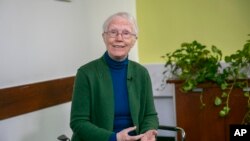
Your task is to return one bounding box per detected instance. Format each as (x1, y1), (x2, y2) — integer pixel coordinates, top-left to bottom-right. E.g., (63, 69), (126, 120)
(70, 12), (159, 141)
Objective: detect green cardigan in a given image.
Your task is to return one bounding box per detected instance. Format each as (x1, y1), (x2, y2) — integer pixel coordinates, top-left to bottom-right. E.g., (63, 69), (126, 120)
(70, 56), (159, 141)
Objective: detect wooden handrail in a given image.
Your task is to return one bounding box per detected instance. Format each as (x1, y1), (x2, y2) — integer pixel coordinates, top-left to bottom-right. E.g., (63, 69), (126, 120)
(0, 76), (75, 120)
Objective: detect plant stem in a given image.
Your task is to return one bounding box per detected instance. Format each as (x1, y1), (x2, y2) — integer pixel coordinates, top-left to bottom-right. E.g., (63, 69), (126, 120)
(200, 91), (206, 109)
(226, 80), (235, 110)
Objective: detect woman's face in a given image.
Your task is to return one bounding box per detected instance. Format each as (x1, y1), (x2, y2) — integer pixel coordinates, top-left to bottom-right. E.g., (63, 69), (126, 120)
(102, 16), (137, 61)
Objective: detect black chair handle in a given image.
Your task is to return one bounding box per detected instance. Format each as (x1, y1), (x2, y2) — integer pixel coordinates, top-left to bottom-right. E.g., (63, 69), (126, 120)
(57, 134), (70, 141)
(158, 125), (186, 141)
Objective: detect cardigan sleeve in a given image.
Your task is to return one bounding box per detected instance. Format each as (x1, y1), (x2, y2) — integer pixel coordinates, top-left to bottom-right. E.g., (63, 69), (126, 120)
(139, 69), (159, 133)
(70, 69), (113, 141)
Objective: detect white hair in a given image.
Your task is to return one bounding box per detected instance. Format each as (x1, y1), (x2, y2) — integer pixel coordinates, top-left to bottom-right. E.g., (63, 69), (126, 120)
(102, 12), (138, 35)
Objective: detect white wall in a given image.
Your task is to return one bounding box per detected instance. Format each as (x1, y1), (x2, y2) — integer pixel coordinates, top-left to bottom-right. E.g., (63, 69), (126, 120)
(0, 0), (138, 88)
(0, 0), (137, 141)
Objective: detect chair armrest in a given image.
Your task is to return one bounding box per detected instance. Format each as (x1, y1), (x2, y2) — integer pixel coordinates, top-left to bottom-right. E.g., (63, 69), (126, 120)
(158, 125), (186, 141)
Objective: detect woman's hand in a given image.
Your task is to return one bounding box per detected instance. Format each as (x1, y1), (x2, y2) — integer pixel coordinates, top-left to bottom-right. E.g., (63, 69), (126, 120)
(140, 130), (158, 141)
(117, 126), (144, 141)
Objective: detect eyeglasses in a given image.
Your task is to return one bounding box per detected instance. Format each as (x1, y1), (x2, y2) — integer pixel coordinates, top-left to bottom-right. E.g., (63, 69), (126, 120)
(104, 30), (137, 39)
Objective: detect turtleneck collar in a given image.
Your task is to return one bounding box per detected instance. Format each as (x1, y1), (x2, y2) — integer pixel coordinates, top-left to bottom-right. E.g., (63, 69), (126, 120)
(104, 51), (128, 70)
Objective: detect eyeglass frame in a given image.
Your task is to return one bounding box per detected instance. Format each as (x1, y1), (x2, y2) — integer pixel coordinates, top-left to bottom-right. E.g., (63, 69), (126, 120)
(104, 30), (137, 39)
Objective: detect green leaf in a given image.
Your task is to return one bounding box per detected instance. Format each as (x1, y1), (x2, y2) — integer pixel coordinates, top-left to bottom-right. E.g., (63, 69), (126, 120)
(244, 92), (250, 97)
(219, 106), (230, 117)
(221, 82), (228, 90)
(221, 92), (228, 98)
(214, 96), (222, 106)
(182, 80), (194, 92)
(223, 106), (230, 113)
(219, 110), (226, 117)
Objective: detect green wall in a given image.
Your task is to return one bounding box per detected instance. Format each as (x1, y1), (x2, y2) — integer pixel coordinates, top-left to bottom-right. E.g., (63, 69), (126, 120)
(136, 0), (250, 63)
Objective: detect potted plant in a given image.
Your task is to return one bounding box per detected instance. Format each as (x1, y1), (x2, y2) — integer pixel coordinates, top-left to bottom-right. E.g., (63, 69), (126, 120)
(161, 35), (250, 140)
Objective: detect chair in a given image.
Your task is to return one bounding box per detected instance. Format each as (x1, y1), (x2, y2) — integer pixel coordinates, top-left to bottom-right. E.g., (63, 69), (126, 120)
(57, 125), (186, 141)
(157, 125), (186, 141)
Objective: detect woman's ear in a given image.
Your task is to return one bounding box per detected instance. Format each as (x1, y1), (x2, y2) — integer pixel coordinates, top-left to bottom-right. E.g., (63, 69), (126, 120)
(102, 33), (106, 41)
(131, 36), (137, 47)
